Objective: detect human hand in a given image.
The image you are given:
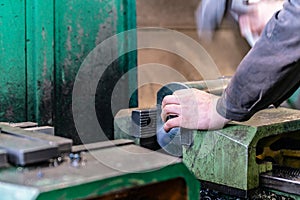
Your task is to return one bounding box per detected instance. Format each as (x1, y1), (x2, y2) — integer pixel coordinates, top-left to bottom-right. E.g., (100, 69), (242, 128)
(161, 89), (230, 132)
(238, 0), (283, 37)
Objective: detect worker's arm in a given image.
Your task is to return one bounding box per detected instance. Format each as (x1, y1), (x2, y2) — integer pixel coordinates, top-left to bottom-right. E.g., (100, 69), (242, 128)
(217, 0), (300, 121)
(162, 0), (300, 131)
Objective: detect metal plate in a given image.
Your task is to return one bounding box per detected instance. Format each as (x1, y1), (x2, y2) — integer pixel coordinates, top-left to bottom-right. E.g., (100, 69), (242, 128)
(0, 124), (72, 153)
(0, 133), (58, 166)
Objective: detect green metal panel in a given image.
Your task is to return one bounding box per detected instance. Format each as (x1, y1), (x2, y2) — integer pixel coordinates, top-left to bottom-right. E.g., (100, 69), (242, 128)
(36, 163), (199, 200)
(26, 0), (54, 124)
(116, 0), (138, 108)
(0, 0), (137, 143)
(54, 0), (137, 144)
(0, 143), (199, 200)
(0, 0), (26, 122)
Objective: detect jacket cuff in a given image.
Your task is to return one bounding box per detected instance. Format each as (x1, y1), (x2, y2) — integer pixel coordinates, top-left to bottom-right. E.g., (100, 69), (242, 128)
(216, 93), (254, 122)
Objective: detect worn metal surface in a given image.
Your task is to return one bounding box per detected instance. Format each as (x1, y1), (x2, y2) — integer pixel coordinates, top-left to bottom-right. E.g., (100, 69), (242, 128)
(26, 0), (54, 125)
(183, 107), (300, 194)
(0, 0), (137, 144)
(72, 139), (134, 153)
(260, 166), (300, 196)
(0, 133), (58, 166)
(0, 124), (72, 153)
(0, 144), (199, 200)
(55, 0), (137, 144)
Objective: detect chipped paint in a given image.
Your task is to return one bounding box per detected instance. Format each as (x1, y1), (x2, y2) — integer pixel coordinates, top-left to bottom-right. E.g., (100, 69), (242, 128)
(41, 27), (46, 40)
(66, 25), (72, 51)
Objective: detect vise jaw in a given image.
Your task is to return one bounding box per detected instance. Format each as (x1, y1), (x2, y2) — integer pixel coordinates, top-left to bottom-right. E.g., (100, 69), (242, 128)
(183, 107), (300, 197)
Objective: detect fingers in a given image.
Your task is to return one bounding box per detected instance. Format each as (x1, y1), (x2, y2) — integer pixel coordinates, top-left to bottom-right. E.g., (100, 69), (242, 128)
(161, 94), (181, 122)
(161, 104), (181, 121)
(163, 116), (181, 132)
(161, 95), (179, 108)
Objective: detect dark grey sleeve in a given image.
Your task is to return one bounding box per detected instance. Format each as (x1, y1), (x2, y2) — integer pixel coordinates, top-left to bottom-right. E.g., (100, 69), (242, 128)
(217, 0), (300, 121)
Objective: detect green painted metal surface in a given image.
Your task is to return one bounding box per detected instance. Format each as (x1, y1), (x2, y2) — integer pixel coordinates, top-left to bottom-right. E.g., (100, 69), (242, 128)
(26, 0), (55, 125)
(54, 0), (137, 144)
(0, 0), (137, 143)
(0, 163), (198, 200)
(0, 144), (199, 200)
(37, 163), (198, 200)
(183, 107), (300, 191)
(0, 0), (26, 122)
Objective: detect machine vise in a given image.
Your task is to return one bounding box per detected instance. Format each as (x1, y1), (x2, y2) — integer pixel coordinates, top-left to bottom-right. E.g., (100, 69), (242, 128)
(115, 79), (300, 199)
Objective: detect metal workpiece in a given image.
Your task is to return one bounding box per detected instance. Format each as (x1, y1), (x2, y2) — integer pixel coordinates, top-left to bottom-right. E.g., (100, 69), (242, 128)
(0, 124), (72, 153)
(183, 107), (300, 197)
(114, 108), (162, 150)
(131, 108), (157, 138)
(0, 124), (73, 166)
(0, 143), (199, 200)
(156, 79), (230, 157)
(115, 108), (157, 139)
(0, 133), (58, 166)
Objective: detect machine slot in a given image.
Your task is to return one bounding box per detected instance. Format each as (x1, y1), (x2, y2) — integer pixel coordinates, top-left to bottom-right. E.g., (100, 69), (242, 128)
(256, 131), (300, 168)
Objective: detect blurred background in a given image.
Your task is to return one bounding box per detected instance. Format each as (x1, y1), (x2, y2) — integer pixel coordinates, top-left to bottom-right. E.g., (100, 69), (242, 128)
(136, 0), (251, 108)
